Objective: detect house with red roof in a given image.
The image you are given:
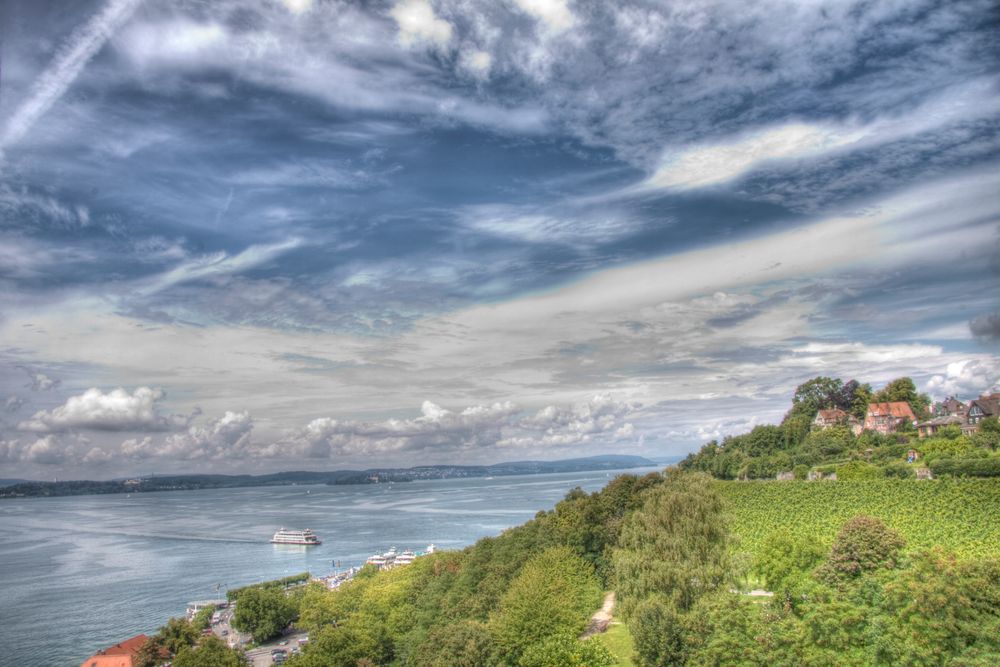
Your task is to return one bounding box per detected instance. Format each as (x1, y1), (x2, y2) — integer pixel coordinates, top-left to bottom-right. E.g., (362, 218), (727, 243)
(864, 402), (917, 435)
(79, 634), (150, 667)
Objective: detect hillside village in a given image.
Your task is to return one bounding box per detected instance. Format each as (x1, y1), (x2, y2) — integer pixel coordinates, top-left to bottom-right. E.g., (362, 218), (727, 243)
(811, 392), (1000, 438)
(680, 377), (1000, 482)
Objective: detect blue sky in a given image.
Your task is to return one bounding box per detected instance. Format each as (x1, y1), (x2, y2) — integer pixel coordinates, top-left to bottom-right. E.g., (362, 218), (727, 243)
(1, 0), (998, 478)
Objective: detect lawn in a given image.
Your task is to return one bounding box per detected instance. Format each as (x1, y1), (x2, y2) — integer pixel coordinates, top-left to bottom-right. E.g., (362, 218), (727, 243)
(597, 622), (635, 667)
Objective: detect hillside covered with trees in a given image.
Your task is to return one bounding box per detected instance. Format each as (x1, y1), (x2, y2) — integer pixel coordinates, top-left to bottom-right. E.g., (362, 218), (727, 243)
(178, 467), (997, 666)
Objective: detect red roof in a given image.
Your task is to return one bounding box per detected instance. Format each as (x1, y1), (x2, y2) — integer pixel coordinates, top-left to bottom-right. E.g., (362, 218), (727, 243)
(867, 402), (916, 420)
(79, 634), (149, 667)
(816, 408), (847, 420)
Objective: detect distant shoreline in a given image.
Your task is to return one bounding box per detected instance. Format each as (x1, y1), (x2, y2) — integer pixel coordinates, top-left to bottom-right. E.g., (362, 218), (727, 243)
(0, 454), (664, 499)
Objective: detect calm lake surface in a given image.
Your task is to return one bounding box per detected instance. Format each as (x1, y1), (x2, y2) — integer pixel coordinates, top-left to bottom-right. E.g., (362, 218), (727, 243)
(0, 467), (659, 666)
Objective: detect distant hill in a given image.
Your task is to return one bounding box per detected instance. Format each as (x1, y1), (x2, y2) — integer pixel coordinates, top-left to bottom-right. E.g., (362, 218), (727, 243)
(0, 454), (658, 498)
(0, 478), (30, 488)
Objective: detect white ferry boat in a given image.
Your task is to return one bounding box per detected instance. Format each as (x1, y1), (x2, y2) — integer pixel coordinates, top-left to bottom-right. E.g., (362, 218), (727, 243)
(270, 528), (322, 545)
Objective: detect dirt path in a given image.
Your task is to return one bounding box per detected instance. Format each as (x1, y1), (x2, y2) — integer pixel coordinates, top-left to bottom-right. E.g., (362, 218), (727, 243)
(581, 591), (616, 637)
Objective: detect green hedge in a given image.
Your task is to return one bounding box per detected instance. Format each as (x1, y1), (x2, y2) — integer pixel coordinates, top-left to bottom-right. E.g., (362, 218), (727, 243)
(929, 457), (1000, 478)
(227, 572), (310, 601)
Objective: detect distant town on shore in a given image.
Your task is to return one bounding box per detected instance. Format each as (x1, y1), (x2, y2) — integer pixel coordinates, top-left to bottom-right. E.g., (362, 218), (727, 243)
(0, 454), (659, 498)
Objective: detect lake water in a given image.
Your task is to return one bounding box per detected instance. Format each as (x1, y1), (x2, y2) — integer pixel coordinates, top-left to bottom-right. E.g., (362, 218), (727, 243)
(0, 467), (659, 666)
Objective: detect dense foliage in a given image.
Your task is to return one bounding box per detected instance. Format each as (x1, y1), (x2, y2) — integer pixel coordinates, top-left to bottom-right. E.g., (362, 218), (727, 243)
(285, 472), (665, 666)
(135, 616), (246, 667)
(232, 585), (299, 642)
(226, 572), (310, 602)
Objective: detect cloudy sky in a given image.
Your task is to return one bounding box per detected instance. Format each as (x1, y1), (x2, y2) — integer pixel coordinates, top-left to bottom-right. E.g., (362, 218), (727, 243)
(1, 0), (998, 479)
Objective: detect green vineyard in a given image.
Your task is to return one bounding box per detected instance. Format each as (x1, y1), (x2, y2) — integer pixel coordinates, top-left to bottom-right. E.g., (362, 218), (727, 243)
(718, 478), (1000, 560)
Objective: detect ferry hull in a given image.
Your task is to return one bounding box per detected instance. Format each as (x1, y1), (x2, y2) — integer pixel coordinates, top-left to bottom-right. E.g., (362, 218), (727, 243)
(271, 539), (322, 545)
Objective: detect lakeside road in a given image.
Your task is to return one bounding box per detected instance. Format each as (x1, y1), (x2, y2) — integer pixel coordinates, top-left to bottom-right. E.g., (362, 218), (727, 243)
(244, 632), (309, 666)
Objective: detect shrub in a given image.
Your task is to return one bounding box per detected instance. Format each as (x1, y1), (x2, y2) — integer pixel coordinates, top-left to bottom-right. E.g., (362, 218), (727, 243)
(836, 460), (881, 480)
(930, 457), (1000, 478)
(882, 462), (914, 479)
(816, 516), (905, 584)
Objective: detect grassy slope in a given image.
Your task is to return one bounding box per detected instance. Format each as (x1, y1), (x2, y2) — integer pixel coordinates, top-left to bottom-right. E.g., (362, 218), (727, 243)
(718, 478), (1000, 559)
(597, 622), (635, 667)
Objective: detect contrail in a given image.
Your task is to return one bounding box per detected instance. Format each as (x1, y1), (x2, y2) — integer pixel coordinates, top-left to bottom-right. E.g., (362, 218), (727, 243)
(1, 0), (144, 148)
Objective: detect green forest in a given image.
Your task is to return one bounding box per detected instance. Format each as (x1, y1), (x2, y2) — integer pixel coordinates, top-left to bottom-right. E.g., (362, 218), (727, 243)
(134, 376), (1000, 666)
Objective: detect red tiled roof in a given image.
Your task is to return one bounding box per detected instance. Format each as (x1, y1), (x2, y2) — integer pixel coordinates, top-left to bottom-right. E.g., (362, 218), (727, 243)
(867, 402), (916, 420)
(817, 408), (847, 420)
(79, 634), (149, 667)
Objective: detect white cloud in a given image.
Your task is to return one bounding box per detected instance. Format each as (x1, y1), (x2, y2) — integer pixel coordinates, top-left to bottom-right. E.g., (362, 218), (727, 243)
(643, 80), (1000, 192)
(512, 0), (576, 33)
(82, 446), (113, 464)
(459, 49), (493, 78)
(274, 395), (636, 459)
(390, 0), (453, 48)
(1, 0), (144, 148)
(926, 360), (1000, 399)
(139, 238), (302, 296)
(18, 387), (194, 432)
(280, 0), (314, 15)
(158, 411), (254, 460)
(23, 370), (61, 391)
(21, 436), (67, 464)
(647, 123), (862, 191)
(120, 436), (154, 459)
(117, 19), (227, 66)
(1, 435), (88, 465)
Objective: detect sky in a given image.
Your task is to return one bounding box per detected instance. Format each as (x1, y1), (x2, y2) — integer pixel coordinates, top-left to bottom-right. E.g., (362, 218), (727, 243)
(0, 0), (998, 480)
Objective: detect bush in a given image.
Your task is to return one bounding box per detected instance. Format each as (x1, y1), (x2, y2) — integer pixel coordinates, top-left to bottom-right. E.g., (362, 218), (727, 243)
(413, 620), (494, 667)
(755, 532), (826, 593)
(882, 462), (915, 479)
(836, 460), (882, 480)
(930, 457), (1000, 478)
(816, 516), (905, 584)
(517, 633), (615, 667)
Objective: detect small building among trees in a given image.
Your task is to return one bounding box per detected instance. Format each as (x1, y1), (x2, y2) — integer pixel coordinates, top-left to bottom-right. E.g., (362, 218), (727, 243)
(864, 402), (917, 435)
(916, 414), (965, 438)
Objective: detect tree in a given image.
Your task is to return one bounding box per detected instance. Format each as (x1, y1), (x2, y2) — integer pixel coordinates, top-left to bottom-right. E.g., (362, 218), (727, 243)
(629, 595), (686, 667)
(413, 620), (495, 667)
(134, 638), (168, 667)
(157, 617), (198, 654)
(850, 383), (874, 420)
(755, 532), (826, 595)
(172, 636), (247, 667)
(191, 604), (216, 631)
(785, 377), (844, 425)
(232, 586), (297, 643)
(816, 516), (905, 585)
(490, 546), (603, 663)
(873, 377), (930, 417)
(876, 549), (1000, 665)
(612, 472), (731, 616)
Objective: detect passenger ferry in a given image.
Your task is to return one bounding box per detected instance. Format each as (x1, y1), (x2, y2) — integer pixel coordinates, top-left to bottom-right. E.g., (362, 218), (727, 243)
(270, 528), (322, 545)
